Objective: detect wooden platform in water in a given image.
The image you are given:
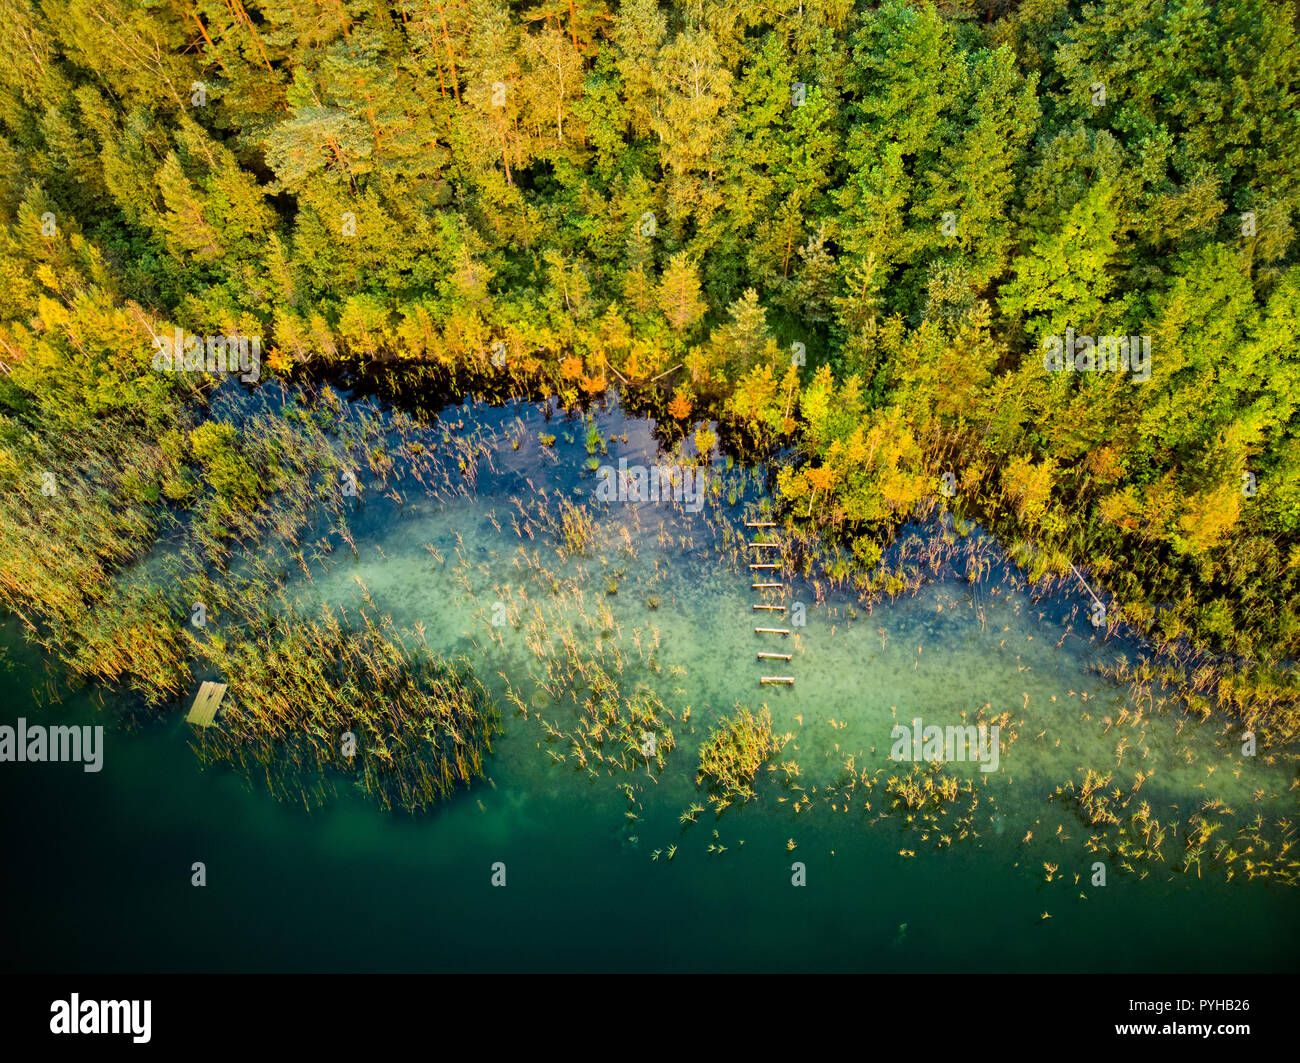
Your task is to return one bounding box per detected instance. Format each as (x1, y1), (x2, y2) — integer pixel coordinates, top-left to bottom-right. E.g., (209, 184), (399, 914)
(187, 681), (227, 727)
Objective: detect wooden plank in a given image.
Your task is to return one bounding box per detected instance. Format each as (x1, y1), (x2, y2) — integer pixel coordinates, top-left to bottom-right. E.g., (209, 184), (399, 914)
(755, 626), (790, 635)
(746, 542), (781, 549)
(187, 681), (227, 727)
(749, 563), (781, 570)
(760, 676), (795, 685)
(751, 582), (783, 589)
(752, 604), (786, 611)
(757, 652), (793, 661)
(744, 521), (777, 528)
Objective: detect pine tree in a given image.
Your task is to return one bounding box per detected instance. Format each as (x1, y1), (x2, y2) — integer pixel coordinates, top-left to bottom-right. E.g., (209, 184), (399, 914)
(657, 251), (706, 333)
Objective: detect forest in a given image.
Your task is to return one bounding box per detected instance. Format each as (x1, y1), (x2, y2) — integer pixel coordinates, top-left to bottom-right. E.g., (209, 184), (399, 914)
(0, 0), (1298, 753)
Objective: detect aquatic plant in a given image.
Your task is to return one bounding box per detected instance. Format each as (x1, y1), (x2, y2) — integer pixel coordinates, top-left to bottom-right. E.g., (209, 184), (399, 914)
(554, 498), (595, 555)
(696, 705), (782, 814)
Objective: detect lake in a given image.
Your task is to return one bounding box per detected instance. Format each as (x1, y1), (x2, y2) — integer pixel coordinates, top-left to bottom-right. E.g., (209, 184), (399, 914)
(2, 389), (1296, 972)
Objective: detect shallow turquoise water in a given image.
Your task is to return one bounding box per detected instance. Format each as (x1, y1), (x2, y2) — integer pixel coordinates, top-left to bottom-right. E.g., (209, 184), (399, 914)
(1, 393), (1297, 972)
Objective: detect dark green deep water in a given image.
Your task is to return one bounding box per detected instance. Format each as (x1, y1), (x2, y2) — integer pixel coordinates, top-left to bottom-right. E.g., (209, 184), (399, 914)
(1, 394), (1297, 972)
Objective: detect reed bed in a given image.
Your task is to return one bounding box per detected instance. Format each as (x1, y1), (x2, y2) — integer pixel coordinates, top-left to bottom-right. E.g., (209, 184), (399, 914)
(191, 594), (499, 812)
(0, 402), (195, 704)
(167, 384), (513, 811)
(1053, 772), (1300, 886)
(0, 371), (511, 811)
(696, 706), (783, 815)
